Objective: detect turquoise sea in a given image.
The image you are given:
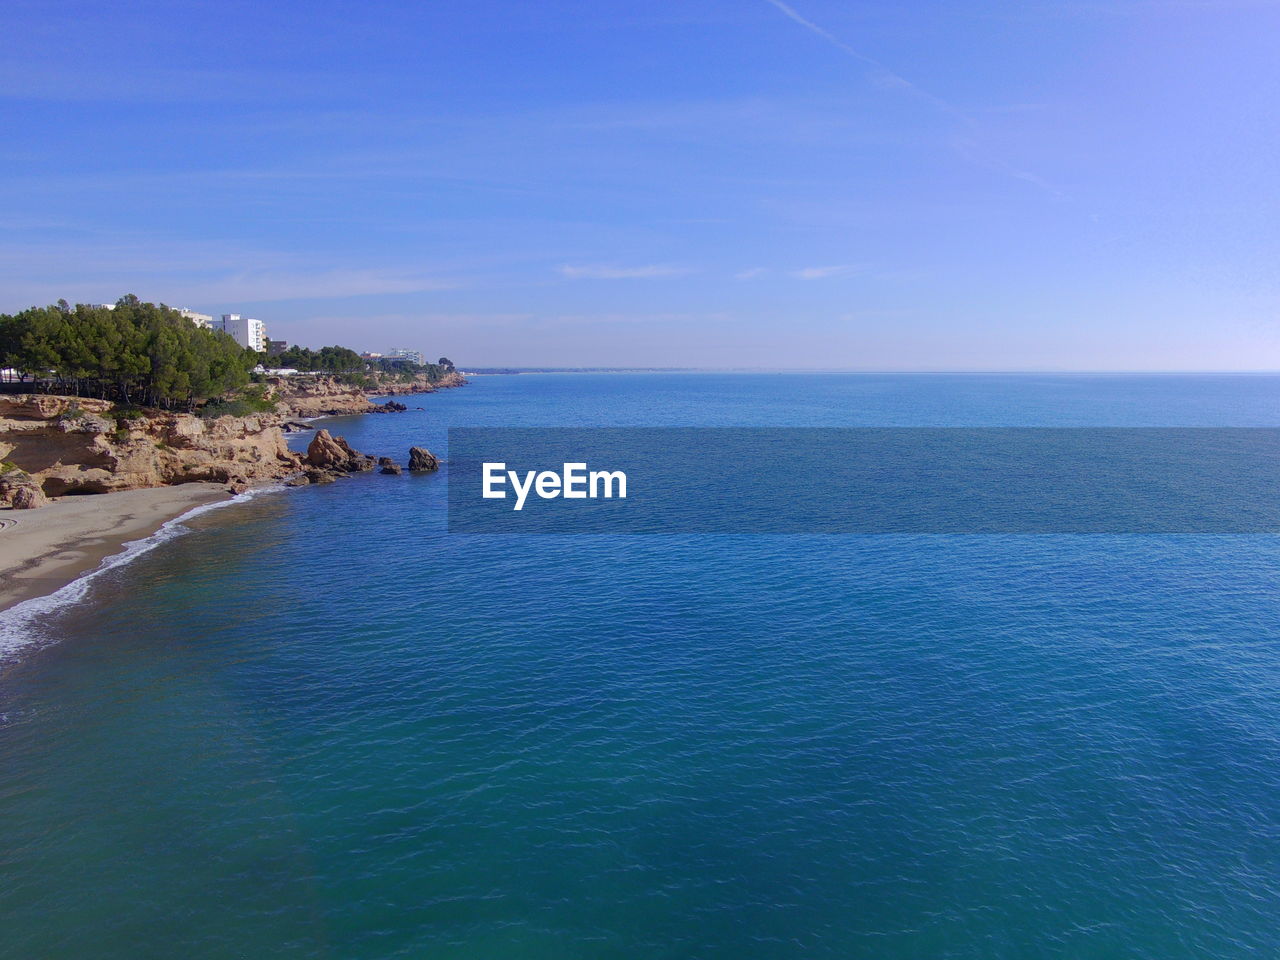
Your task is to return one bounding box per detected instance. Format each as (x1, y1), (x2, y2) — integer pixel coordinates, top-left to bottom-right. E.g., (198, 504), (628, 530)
(3, 373), (1280, 958)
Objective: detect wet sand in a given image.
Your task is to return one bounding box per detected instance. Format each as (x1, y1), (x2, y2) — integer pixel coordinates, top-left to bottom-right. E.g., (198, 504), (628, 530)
(0, 484), (229, 613)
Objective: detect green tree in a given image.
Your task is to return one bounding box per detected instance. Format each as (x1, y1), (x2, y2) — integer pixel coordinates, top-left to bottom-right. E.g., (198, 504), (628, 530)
(0, 296), (257, 408)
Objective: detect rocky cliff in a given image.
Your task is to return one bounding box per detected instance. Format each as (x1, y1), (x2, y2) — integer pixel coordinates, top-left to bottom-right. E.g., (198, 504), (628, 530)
(266, 370), (466, 417)
(0, 395), (302, 502)
(265, 375), (376, 417)
(372, 370), (467, 397)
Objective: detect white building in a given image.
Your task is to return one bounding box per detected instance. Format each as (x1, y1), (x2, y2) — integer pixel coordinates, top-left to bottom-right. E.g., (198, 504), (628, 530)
(177, 308), (213, 329)
(253, 366), (301, 376)
(215, 313), (266, 352)
(384, 347), (424, 365)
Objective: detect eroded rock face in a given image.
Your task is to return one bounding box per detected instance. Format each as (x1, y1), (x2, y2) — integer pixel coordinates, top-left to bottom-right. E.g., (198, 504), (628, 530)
(373, 371), (467, 396)
(266, 371), (466, 418)
(57, 413), (113, 435)
(377, 457), (402, 475)
(408, 446), (440, 472)
(0, 395), (303, 501)
(265, 376), (377, 418)
(0, 396), (114, 421)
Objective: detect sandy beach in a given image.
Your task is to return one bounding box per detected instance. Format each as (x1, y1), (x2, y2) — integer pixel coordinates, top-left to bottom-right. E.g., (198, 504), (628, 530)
(0, 484), (230, 613)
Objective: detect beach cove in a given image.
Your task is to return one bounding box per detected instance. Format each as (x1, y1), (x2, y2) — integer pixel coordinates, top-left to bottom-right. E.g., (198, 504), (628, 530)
(0, 484), (229, 613)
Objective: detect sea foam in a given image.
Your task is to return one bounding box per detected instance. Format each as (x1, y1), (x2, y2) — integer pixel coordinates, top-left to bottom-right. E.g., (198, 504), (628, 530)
(0, 485), (282, 662)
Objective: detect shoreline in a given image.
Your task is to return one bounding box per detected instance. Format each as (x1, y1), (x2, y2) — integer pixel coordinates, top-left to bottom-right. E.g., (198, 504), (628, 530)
(0, 483), (231, 614)
(0, 380), (462, 623)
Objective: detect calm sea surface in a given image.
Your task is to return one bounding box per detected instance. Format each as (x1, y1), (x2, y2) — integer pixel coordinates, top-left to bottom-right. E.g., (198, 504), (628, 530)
(3, 373), (1280, 958)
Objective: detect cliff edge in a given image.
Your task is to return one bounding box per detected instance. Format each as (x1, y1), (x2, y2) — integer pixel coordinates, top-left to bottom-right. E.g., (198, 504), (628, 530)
(0, 395), (302, 503)
(267, 370), (466, 417)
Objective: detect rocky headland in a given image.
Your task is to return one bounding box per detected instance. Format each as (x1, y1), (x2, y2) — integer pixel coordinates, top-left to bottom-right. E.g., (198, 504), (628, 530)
(0, 395), (301, 507)
(0, 374), (455, 509)
(0, 400), (443, 611)
(266, 370), (465, 418)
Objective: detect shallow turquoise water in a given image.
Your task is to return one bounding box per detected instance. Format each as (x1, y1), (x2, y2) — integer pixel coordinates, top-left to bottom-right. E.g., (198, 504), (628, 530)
(3, 373), (1280, 958)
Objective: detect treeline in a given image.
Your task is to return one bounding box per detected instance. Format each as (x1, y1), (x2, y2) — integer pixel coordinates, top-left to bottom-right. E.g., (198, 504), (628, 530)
(0, 296), (258, 408)
(273, 345), (455, 384)
(272, 344), (364, 373)
(370, 357), (454, 384)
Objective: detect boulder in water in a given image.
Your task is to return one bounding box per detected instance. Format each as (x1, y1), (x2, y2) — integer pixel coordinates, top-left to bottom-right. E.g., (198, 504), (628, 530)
(408, 447), (440, 472)
(306, 429), (374, 472)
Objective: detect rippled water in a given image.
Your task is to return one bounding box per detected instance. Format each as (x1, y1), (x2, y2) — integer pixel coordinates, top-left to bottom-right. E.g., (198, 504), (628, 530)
(3, 374), (1280, 958)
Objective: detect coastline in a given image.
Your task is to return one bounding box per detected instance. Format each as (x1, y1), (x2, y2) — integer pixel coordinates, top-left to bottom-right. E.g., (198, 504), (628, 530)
(0, 377), (464, 625)
(0, 483), (230, 614)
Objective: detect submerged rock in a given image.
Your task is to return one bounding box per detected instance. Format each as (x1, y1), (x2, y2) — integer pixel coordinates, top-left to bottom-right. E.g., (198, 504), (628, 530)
(408, 446), (439, 472)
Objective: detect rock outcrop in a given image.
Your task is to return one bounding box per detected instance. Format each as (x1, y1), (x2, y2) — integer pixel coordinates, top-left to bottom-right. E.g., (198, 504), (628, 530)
(0, 395), (303, 502)
(377, 457), (402, 475)
(408, 446), (440, 472)
(265, 376), (376, 417)
(0, 470), (49, 509)
(1, 379), (459, 507)
(305, 429), (374, 473)
(374, 370), (467, 397)
(266, 370), (466, 418)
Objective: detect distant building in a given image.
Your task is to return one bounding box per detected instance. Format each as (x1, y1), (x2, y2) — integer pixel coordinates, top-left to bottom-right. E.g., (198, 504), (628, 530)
(253, 365), (301, 376)
(214, 313), (266, 352)
(383, 347), (424, 365)
(265, 339), (288, 357)
(177, 308), (213, 329)
(359, 351), (383, 360)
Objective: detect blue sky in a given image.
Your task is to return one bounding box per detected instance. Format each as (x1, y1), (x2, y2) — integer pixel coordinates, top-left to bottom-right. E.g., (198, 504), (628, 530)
(3, 0), (1279, 369)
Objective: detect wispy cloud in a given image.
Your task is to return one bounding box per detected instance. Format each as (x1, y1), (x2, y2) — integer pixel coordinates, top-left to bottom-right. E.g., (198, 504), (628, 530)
(558, 264), (693, 280)
(792, 264), (864, 280)
(761, 0), (960, 116)
(735, 267), (769, 280)
(761, 0), (1063, 198)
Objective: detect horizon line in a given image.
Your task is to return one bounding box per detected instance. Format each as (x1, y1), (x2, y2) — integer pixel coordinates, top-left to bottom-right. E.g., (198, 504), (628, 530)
(461, 367), (1280, 375)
